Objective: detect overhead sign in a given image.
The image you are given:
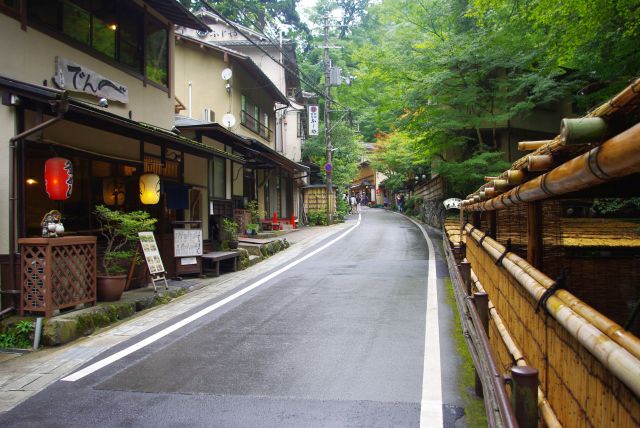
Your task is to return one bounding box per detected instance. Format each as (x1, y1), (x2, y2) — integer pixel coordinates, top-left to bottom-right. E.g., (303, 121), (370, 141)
(443, 198), (462, 210)
(308, 105), (319, 136)
(54, 56), (128, 103)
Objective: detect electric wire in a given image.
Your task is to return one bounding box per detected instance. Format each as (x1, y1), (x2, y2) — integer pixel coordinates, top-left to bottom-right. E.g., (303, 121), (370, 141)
(198, 1), (351, 112)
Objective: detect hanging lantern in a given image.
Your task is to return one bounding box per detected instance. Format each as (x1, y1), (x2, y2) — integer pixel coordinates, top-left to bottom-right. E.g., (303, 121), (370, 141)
(139, 173), (160, 204)
(102, 178), (126, 206)
(44, 157), (73, 200)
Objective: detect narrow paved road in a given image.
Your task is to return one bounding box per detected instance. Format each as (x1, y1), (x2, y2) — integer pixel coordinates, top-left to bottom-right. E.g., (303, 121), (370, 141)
(0, 209), (464, 427)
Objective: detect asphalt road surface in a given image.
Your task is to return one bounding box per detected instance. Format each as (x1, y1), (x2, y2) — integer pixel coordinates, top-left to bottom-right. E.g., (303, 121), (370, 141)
(0, 209), (465, 427)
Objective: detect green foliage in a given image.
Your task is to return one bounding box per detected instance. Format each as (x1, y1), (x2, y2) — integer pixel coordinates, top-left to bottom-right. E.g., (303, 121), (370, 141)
(335, 197), (349, 222)
(307, 210), (328, 226)
(404, 195), (422, 216)
(0, 320), (34, 349)
(435, 151), (511, 197)
(94, 205), (157, 275)
(245, 200), (264, 223)
(222, 218), (239, 241)
(592, 198), (640, 217)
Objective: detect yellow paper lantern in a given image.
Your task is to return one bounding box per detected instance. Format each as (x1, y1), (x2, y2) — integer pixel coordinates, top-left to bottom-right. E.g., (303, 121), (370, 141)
(102, 178), (125, 206)
(139, 173), (160, 205)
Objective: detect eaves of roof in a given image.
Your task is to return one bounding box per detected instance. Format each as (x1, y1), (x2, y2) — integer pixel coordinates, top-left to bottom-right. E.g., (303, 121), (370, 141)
(0, 75), (242, 163)
(176, 122), (307, 173)
(146, 0), (209, 32)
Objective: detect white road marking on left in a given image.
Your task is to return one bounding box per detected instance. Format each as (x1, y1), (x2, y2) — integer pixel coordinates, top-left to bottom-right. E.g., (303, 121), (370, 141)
(62, 216), (361, 382)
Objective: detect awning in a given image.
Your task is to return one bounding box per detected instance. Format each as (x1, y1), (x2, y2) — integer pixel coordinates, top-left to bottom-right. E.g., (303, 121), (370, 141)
(0, 76), (243, 163)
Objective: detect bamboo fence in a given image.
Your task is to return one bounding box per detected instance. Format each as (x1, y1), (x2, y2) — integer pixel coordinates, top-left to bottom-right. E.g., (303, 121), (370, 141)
(461, 226), (640, 427)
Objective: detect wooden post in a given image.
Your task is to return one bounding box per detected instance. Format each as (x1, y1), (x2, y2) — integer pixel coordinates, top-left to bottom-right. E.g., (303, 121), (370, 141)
(527, 202), (543, 269)
(474, 292), (489, 397)
(487, 210), (497, 239)
(474, 292), (489, 334)
(471, 211), (481, 229)
(510, 366), (539, 428)
(460, 259), (471, 295)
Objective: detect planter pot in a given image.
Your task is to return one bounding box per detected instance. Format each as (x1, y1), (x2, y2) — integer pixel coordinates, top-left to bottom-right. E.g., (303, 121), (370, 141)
(97, 274), (127, 301)
(229, 240), (239, 249)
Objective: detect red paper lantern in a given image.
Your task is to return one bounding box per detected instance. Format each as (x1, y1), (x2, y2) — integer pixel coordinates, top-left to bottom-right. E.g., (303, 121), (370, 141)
(44, 157), (73, 200)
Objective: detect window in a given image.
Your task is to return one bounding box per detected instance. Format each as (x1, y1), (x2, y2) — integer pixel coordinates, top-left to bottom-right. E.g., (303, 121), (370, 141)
(145, 16), (168, 86)
(209, 157), (225, 199)
(26, 0), (166, 87)
(63, 1), (90, 46)
(91, 0), (117, 59)
(241, 94), (272, 139)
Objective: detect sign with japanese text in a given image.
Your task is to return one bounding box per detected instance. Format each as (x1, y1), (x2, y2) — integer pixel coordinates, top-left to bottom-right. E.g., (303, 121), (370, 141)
(54, 57), (128, 103)
(138, 232), (165, 275)
(308, 105), (319, 136)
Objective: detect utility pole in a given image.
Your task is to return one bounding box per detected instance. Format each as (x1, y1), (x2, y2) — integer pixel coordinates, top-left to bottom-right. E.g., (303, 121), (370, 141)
(323, 15), (333, 225)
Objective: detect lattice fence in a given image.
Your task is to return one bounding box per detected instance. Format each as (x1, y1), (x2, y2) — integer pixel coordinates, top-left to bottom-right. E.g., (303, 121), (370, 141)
(19, 236), (97, 317)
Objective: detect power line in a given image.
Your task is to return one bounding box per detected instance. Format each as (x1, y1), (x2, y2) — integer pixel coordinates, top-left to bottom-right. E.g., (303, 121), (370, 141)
(198, 1), (351, 112)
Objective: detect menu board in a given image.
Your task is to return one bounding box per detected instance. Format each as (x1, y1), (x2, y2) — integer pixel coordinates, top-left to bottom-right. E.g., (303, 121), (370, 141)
(138, 231), (165, 275)
(174, 229), (203, 258)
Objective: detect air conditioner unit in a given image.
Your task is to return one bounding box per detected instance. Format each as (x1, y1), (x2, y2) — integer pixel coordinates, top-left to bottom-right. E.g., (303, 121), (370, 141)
(203, 108), (214, 122)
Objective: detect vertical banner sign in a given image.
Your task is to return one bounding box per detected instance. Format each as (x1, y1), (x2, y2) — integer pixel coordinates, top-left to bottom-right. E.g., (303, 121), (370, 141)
(308, 105), (319, 136)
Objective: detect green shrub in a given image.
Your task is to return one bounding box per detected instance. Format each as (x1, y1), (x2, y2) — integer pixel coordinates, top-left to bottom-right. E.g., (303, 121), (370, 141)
(0, 320), (34, 349)
(308, 210), (327, 226)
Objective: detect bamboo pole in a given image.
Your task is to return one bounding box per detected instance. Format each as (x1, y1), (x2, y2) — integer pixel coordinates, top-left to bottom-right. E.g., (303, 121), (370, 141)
(560, 117), (608, 145)
(506, 170), (525, 185)
(475, 227), (640, 360)
(526, 155), (555, 172)
(467, 123), (640, 212)
(518, 140), (553, 151)
(466, 224), (640, 397)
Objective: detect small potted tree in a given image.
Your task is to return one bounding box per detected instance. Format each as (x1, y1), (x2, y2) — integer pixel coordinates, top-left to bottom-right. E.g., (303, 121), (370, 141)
(94, 205), (157, 301)
(222, 218), (239, 249)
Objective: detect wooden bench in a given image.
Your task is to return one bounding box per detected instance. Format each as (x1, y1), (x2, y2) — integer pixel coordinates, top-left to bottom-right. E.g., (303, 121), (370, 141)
(201, 251), (240, 277)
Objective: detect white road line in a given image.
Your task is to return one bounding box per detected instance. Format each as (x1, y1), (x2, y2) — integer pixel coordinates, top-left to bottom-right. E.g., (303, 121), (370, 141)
(62, 213), (362, 382)
(406, 216), (444, 427)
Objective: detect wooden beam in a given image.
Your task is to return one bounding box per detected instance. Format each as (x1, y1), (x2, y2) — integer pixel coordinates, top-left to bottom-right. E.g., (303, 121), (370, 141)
(527, 202), (543, 269)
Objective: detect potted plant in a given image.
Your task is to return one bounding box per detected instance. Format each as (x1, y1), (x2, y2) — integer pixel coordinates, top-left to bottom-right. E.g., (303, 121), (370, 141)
(94, 205), (157, 301)
(222, 218), (239, 249)
(246, 223), (259, 235)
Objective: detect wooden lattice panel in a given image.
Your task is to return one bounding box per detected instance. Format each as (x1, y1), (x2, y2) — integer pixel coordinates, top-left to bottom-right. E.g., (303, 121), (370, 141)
(21, 245), (47, 312)
(19, 236), (97, 317)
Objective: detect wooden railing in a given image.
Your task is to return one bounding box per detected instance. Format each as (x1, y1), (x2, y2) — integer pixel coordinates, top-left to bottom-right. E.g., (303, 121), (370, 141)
(19, 236), (97, 317)
(241, 109), (272, 140)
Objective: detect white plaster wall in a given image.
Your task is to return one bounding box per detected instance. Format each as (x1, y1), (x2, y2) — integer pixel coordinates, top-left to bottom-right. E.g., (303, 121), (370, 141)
(0, 15), (175, 129)
(0, 104), (16, 255)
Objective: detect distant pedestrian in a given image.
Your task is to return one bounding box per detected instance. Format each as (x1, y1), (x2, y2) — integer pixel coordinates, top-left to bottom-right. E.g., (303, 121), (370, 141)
(384, 196), (389, 208)
(356, 194), (362, 213)
(349, 195), (357, 214)
(396, 194), (404, 213)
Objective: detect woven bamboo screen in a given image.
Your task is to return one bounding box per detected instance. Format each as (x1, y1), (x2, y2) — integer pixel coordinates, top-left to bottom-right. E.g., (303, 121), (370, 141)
(467, 237), (640, 427)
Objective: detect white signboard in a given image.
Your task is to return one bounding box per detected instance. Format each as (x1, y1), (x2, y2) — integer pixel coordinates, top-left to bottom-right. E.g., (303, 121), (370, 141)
(308, 105), (319, 136)
(174, 229), (203, 258)
(138, 232), (165, 275)
(443, 198), (462, 210)
(54, 56), (129, 103)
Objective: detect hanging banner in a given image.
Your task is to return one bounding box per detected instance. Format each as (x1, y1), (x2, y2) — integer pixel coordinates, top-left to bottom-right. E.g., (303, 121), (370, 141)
(308, 105), (319, 136)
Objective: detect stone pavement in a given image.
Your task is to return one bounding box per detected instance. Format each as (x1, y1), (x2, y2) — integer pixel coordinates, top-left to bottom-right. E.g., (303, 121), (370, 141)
(0, 220), (354, 413)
